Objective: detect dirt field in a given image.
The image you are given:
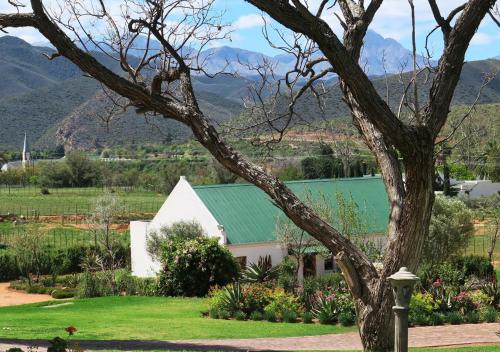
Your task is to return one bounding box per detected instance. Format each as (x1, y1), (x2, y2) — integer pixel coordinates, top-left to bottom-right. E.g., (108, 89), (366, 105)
(0, 283), (52, 307)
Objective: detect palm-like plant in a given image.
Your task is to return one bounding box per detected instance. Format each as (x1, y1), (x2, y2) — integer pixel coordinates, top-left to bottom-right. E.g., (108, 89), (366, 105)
(242, 255), (278, 283)
(220, 284), (243, 313)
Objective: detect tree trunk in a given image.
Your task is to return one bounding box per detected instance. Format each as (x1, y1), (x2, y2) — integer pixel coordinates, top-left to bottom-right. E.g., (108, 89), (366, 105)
(356, 281), (395, 351)
(352, 144), (435, 351)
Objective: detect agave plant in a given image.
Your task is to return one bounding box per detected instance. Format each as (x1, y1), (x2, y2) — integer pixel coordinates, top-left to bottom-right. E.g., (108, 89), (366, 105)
(242, 255), (278, 283)
(220, 283), (243, 313)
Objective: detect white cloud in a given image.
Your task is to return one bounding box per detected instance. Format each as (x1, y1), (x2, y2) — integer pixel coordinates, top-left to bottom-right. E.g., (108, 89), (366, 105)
(233, 14), (264, 30)
(471, 32), (500, 45)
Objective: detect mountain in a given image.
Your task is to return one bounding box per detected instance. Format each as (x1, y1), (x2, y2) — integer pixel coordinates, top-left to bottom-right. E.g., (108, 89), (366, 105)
(196, 30), (428, 77)
(27, 30), (428, 77)
(0, 35), (499, 151)
(230, 59), (500, 130)
(0, 36), (248, 150)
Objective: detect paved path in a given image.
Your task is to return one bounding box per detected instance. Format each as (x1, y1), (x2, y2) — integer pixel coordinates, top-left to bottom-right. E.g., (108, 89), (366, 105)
(0, 282), (52, 307)
(0, 323), (498, 351)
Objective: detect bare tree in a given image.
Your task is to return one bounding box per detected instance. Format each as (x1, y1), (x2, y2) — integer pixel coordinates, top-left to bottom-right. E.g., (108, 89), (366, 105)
(0, 0), (496, 350)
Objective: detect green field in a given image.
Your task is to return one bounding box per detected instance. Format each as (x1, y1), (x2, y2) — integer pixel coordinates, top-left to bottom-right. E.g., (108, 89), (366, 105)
(0, 296), (353, 340)
(0, 187), (164, 217)
(0, 222), (128, 249)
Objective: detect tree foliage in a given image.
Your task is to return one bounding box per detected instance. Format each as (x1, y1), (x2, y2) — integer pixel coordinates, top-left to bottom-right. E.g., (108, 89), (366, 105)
(157, 236), (238, 297)
(421, 196), (474, 266)
(146, 220), (205, 261)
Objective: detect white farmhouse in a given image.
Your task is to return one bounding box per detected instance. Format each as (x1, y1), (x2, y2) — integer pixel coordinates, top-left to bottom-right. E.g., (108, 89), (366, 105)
(130, 176), (389, 278)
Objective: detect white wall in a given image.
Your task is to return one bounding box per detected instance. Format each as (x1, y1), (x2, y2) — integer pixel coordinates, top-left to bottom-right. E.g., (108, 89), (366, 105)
(228, 241), (287, 266)
(130, 221), (160, 277)
(149, 176), (224, 243)
(130, 177), (225, 277)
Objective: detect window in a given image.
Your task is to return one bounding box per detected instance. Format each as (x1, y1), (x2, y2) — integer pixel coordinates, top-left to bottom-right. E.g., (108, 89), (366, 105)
(324, 255), (334, 271)
(237, 256), (247, 269)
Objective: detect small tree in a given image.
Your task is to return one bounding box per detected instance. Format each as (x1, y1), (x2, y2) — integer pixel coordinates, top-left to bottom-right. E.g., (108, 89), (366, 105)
(12, 230), (46, 285)
(86, 192), (125, 294)
(421, 196), (474, 266)
(276, 192), (332, 281)
(157, 236), (238, 296)
(146, 220), (204, 261)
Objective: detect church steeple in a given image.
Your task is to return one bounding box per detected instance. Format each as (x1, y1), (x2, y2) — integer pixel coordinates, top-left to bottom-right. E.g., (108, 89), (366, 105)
(22, 132), (30, 168)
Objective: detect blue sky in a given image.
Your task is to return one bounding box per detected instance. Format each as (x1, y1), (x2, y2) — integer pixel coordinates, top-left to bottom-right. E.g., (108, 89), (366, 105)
(1, 0), (499, 60)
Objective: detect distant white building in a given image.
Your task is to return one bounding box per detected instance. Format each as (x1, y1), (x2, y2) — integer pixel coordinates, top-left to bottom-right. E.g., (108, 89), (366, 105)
(457, 180), (500, 199)
(130, 176), (389, 279)
(22, 132), (31, 169)
(1, 132), (31, 172)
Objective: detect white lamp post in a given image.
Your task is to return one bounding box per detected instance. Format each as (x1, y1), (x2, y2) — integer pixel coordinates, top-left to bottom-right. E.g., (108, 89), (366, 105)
(388, 267), (419, 352)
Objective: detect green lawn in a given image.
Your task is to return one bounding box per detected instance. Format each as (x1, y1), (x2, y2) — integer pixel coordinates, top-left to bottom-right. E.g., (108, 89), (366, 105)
(0, 296), (353, 340)
(0, 187), (163, 217)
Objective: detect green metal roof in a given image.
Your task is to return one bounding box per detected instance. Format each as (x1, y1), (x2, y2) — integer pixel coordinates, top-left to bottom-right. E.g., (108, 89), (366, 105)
(192, 177), (389, 245)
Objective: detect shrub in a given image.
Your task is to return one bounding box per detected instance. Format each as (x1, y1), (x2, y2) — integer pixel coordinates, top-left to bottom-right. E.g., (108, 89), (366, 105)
(264, 309), (277, 322)
(465, 311), (480, 324)
(135, 277), (158, 296)
(0, 250), (20, 281)
(234, 311), (246, 321)
(302, 311), (314, 324)
(116, 270), (139, 295)
(429, 312), (445, 326)
(276, 256), (297, 292)
(446, 311), (464, 325)
(452, 291), (475, 315)
(51, 289), (76, 299)
(410, 293), (439, 323)
(27, 285), (54, 294)
(218, 310), (230, 320)
(157, 236), (238, 297)
(480, 306), (497, 323)
(300, 273), (346, 310)
(250, 311), (263, 321)
(209, 308), (219, 319)
(411, 312), (431, 326)
(78, 271), (113, 298)
(454, 255), (494, 280)
(469, 289), (493, 309)
(283, 310), (298, 323)
(314, 292), (339, 324)
(241, 255), (278, 283)
(218, 285), (243, 314)
(422, 196), (473, 265)
(264, 288), (302, 320)
(146, 221), (204, 261)
(338, 310), (356, 326)
(240, 283), (273, 314)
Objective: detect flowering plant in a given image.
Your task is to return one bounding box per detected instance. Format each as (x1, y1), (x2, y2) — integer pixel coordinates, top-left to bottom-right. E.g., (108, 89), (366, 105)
(65, 325), (77, 336)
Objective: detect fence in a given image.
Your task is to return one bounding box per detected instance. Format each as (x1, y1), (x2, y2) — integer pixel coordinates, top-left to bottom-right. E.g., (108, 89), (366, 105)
(0, 185), (163, 223)
(0, 227), (128, 250)
(465, 234), (499, 260)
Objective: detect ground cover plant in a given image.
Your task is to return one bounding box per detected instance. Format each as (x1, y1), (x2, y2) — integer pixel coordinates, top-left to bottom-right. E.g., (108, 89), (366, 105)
(0, 296), (353, 340)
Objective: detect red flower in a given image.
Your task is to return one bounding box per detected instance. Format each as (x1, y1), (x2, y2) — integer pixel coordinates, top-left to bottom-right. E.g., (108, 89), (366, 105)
(432, 278), (442, 288)
(65, 326), (77, 335)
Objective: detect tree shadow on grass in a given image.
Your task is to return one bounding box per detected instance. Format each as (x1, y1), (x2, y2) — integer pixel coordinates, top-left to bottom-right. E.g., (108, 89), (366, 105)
(0, 338), (257, 351)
